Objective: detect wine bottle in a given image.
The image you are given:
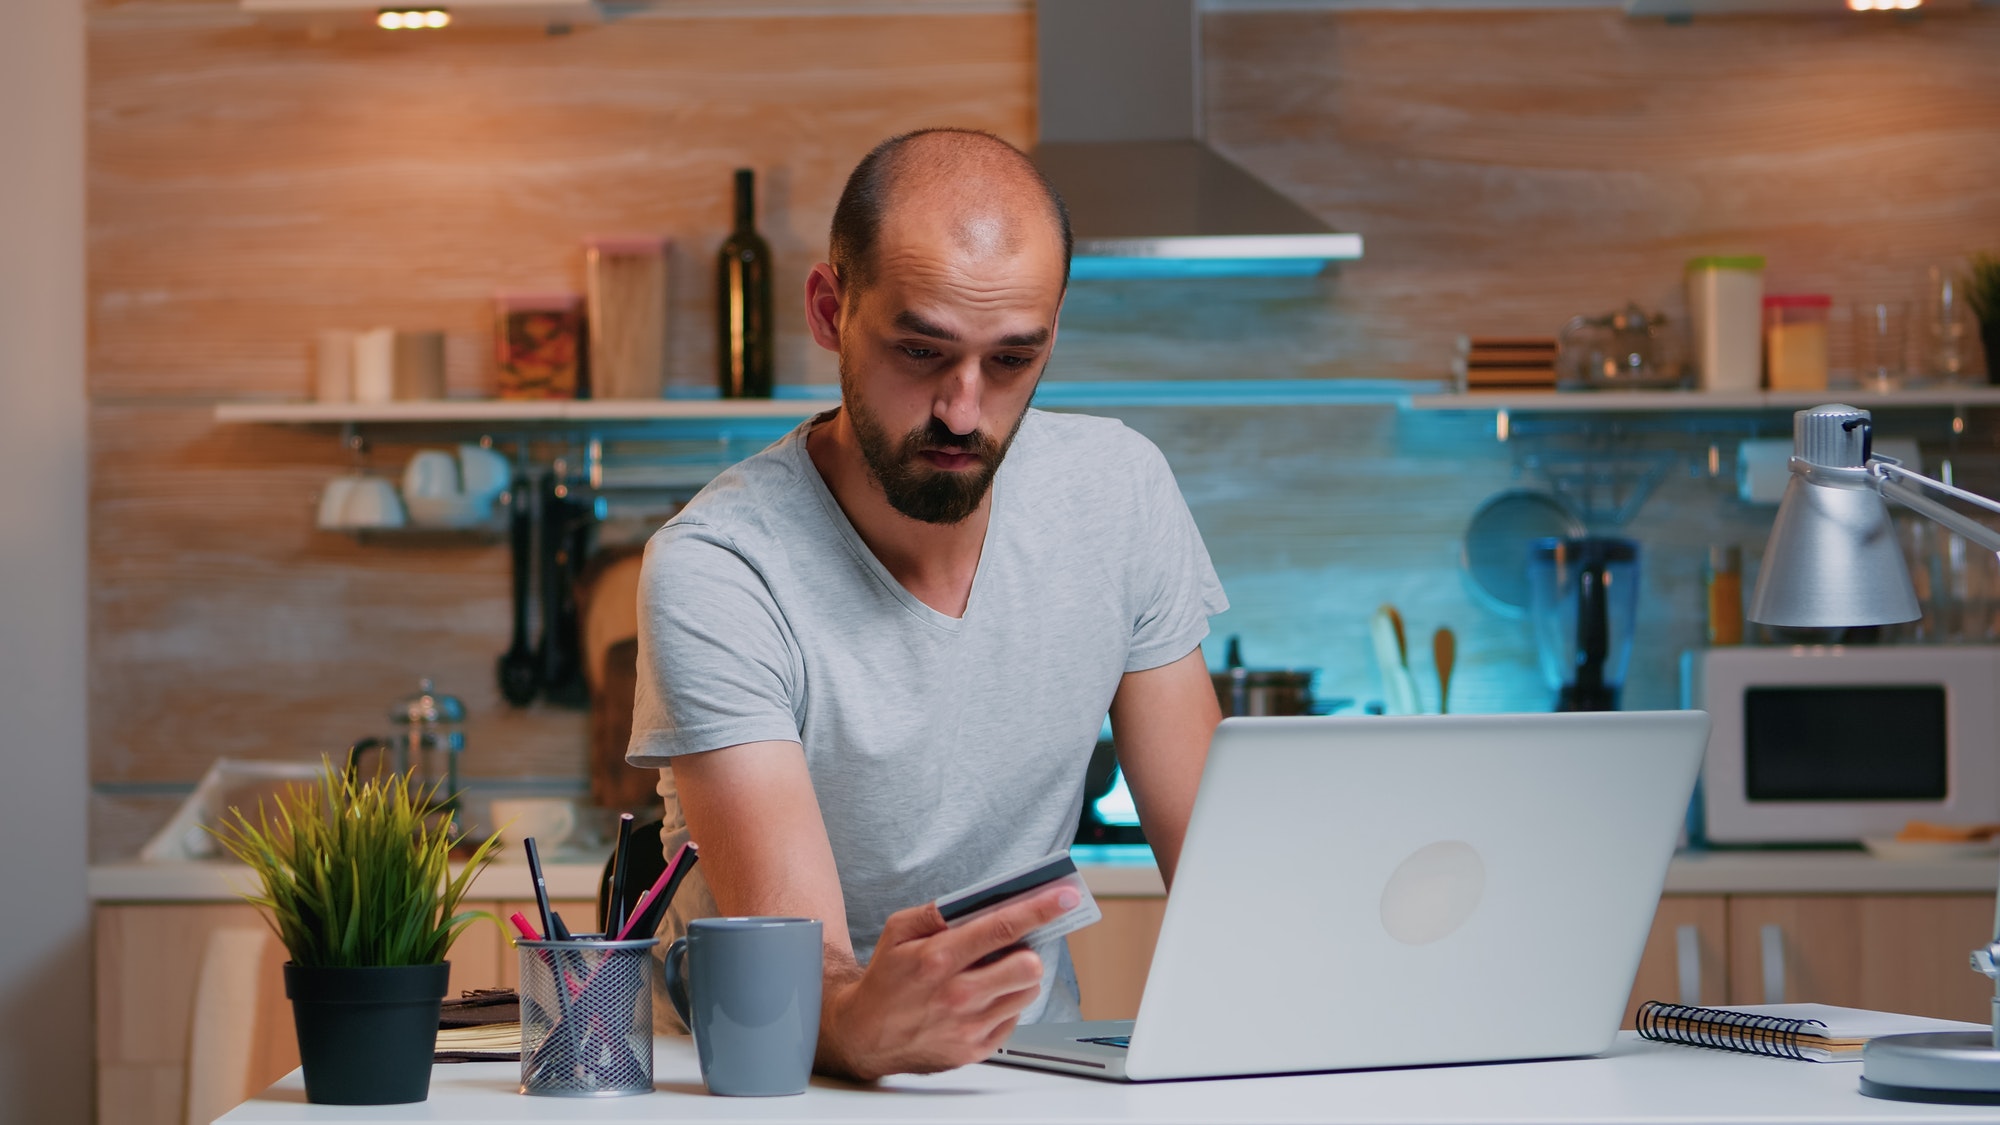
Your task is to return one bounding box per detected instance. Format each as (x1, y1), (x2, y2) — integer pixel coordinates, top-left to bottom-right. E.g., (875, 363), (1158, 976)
(716, 168), (774, 398)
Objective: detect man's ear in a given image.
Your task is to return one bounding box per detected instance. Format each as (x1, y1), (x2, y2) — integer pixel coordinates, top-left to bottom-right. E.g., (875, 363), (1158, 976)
(804, 263), (845, 354)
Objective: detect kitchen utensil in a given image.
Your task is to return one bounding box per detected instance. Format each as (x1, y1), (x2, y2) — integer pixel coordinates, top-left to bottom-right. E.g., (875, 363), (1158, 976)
(1528, 538), (1639, 712)
(1368, 608), (1422, 716)
(1556, 302), (1685, 390)
(1433, 627), (1456, 714)
(1211, 635), (1320, 717)
(1852, 300), (1910, 391)
(665, 918), (822, 1097)
(457, 443), (511, 505)
(347, 678), (467, 815)
(316, 475), (360, 530)
(402, 450), (459, 499)
(1461, 489), (1586, 618)
(338, 474), (406, 529)
(1386, 607), (1408, 666)
(497, 474), (540, 707)
(536, 470), (593, 709)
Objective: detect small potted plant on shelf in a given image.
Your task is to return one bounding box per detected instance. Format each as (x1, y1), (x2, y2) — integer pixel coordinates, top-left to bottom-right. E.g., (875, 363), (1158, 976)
(1969, 252), (2000, 384)
(213, 759), (498, 1105)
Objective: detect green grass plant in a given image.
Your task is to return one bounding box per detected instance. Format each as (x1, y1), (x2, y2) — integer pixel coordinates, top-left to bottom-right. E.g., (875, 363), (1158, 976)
(212, 759), (499, 968)
(1969, 252), (2000, 328)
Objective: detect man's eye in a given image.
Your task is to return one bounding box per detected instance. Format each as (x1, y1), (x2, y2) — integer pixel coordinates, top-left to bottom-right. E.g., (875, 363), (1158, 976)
(899, 346), (938, 361)
(993, 354), (1033, 369)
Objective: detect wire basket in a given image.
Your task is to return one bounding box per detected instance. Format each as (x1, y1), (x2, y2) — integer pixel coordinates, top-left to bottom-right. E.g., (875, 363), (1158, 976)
(516, 936), (658, 1097)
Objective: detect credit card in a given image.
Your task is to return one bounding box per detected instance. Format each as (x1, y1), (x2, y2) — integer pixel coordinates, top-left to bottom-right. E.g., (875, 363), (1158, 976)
(934, 850), (1101, 950)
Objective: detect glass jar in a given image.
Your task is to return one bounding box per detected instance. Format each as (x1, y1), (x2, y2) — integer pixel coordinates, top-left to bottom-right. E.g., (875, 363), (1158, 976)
(584, 236), (669, 400)
(1762, 294), (1830, 392)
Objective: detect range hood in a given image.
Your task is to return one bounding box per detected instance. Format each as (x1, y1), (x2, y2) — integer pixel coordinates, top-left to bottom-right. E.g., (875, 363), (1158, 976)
(1035, 0), (1362, 280)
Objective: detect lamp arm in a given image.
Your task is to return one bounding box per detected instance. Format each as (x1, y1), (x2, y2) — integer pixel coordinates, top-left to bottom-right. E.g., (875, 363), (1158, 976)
(1871, 461), (2000, 556)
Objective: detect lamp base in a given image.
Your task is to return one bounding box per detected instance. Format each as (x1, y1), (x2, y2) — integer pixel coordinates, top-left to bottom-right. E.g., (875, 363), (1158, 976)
(1860, 1032), (2000, 1105)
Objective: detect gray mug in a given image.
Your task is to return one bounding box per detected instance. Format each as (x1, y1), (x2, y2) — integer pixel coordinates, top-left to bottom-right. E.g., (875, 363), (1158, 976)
(665, 917), (822, 1096)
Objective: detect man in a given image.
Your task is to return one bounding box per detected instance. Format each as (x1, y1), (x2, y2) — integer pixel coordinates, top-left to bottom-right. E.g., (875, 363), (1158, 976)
(627, 128), (1226, 1081)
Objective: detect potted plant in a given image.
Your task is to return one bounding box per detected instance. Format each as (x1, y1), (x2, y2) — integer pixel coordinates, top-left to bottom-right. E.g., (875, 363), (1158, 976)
(213, 760), (499, 1105)
(1969, 252), (2000, 383)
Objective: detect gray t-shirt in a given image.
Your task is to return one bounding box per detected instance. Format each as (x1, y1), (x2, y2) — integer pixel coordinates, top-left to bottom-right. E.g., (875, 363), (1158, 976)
(628, 407), (1226, 1024)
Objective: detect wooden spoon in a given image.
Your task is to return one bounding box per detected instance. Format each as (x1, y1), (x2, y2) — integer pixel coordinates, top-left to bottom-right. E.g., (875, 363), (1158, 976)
(1433, 627), (1457, 715)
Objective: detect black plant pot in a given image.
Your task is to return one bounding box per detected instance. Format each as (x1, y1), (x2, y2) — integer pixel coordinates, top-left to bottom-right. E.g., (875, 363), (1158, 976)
(1984, 320), (2000, 384)
(283, 961), (449, 1105)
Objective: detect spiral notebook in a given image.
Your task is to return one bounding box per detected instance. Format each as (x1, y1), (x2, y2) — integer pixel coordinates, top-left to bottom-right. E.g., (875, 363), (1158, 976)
(1636, 1001), (1985, 1062)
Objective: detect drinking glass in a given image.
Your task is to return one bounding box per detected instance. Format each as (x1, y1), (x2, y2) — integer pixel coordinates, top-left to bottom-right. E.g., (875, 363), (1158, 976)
(1852, 300), (1909, 390)
(1922, 265), (1978, 384)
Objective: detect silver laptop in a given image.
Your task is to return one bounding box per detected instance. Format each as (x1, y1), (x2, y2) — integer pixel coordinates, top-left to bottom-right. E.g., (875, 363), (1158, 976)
(995, 710), (1709, 1081)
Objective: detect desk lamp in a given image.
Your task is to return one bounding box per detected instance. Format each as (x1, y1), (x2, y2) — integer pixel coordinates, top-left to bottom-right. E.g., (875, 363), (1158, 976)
(1748, 403), (2000, 1106)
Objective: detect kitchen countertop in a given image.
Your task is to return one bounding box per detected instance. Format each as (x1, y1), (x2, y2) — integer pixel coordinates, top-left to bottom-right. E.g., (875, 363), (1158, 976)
(87, 847), (1999, 903)
(215, 1032), (2000, 1125)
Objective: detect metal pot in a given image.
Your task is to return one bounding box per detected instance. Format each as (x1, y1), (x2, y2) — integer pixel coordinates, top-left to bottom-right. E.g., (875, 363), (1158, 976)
(1210, 636), (1319, 716)
(1211, 666), (1317, 716)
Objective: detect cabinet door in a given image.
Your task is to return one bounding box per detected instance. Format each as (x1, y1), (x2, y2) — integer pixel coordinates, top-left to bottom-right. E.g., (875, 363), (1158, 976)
(1622, 894), (1729, 1027)
(95, 900), (506, 1125)
(1067, 897), (1167, 1021)
(1727, 894), (1996, 1023)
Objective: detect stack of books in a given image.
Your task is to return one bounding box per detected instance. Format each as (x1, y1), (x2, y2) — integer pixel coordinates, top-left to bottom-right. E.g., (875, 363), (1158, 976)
(1454, 337), (1558, 394)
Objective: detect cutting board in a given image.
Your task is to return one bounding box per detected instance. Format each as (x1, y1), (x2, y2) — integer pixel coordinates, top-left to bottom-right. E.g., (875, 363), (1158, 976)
(576, 548), (657, 810)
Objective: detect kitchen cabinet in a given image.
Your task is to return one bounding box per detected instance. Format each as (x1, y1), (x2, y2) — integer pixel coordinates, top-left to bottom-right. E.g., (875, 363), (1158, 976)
(94, 901), (511, 1125)
(1065, 892), (2000, 1031)
(1725, 894), (1996, 1023)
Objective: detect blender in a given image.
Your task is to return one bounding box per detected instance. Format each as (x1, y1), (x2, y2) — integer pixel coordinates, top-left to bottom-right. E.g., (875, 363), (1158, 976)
(1528, 538), (1640, 711)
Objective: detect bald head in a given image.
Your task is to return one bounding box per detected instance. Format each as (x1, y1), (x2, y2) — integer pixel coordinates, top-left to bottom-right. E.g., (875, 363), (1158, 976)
(829, 129), (1072, 294)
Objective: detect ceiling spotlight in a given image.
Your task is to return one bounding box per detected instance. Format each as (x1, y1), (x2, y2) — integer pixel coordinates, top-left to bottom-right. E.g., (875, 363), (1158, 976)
(377, 7), (450, 28)
(1846, 0), (1873, 8)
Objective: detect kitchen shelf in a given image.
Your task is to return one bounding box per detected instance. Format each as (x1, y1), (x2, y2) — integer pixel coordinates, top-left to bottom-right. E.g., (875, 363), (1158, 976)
(216, 381), (2000, 427)
(210, 379), (1441, 428)
(1406, 386), (2000, 413)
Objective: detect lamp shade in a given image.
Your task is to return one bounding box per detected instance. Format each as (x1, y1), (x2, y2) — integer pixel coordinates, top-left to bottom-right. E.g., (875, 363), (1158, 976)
(1747, 472), (1919, 627)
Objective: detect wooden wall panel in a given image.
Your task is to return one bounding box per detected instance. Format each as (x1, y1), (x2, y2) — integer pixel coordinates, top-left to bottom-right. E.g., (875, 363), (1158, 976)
(88, 8), (1035, 400)
(1075, 9), (2000, 387)
(86, 8), (1035, 807)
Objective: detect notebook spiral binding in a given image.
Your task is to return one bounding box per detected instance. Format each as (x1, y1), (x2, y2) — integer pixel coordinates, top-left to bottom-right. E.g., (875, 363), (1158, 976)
(1635, 1000), (1829, 1061)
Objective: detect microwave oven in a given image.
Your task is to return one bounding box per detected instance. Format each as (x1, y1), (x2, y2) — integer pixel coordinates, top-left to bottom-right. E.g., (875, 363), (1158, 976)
(1685, 646), (2000, 845)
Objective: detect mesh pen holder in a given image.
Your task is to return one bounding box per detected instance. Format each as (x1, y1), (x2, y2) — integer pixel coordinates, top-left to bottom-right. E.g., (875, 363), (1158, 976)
(517, 936), (658, 1097)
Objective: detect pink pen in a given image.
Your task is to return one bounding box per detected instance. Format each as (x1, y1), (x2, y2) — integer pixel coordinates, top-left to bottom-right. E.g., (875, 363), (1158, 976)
(616, 841), (695, 940)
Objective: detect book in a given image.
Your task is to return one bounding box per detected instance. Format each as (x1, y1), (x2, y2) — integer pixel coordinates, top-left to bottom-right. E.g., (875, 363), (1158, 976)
(1636, 1001), (1985, 1062)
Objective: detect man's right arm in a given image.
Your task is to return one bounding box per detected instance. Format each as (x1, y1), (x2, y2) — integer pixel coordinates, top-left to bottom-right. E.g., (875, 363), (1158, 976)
(669, 740), (1079, 1081)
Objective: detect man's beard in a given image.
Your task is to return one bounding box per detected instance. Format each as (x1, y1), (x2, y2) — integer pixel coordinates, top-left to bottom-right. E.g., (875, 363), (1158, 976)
(841, 364), (1028, 526)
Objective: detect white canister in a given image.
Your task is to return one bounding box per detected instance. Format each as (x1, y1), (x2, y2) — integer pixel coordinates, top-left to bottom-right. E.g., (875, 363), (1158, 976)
(1687, 255), (1765, 393)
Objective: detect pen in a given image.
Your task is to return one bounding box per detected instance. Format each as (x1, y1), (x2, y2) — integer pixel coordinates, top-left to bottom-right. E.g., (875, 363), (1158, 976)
(607, 812), (635, 935)
(508, 911), (543, 941)
(523, 837), (556, 943)
(616, 841), (699, 940)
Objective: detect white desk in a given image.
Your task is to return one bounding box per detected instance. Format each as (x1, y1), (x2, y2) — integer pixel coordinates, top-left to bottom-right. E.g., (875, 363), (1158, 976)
(216, 1034), (2000, 1124)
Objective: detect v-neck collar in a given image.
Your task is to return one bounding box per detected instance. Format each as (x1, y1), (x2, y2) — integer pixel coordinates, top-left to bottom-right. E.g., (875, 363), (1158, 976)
(791, 412), (1008, 633)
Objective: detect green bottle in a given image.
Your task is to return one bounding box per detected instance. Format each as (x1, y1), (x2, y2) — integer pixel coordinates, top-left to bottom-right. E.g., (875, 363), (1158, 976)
(716, 168), (774, 398)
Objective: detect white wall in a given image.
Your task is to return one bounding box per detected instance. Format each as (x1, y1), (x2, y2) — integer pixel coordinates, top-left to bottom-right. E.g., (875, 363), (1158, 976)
(0, 0), (92, 1119)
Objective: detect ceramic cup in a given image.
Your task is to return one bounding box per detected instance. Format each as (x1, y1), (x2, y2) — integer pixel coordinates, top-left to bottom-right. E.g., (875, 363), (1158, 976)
(316, 475), (361, 530)
(457, 443), (512, 505)
(340, 475), (407, 529)
(402, 450), (461, 500)
(665, 917), (823, 1096)
(490, 798), (576, 851)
